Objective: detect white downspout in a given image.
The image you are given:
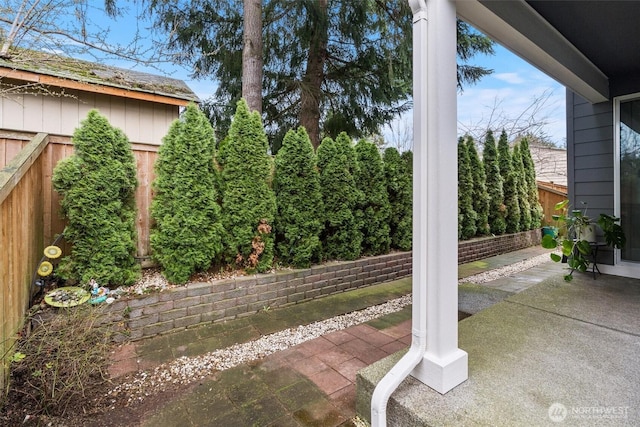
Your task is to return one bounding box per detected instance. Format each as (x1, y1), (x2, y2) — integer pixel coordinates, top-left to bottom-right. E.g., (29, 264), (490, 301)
(370, 1), (465, 426)
(370, 2), (430, 425)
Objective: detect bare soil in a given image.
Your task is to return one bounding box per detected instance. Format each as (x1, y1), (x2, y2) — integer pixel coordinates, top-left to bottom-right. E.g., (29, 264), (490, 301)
(1, 357), (206, 427)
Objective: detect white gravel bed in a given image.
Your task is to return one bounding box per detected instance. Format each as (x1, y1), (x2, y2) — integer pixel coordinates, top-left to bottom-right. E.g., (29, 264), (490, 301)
(459, 252), (553, 284)
(108, 294), (412, 404)
(109, 252), (553, 404)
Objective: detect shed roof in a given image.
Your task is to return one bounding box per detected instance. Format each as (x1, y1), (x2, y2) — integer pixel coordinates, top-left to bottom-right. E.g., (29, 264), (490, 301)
(0, 50), (198, 106)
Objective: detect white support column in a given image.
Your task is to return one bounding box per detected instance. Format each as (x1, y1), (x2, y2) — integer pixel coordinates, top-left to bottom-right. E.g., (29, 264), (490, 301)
(410, 0), (468, 394)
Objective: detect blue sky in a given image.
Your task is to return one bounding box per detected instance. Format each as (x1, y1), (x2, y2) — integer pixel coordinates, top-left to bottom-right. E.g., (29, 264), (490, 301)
(457, 43), (566, 146)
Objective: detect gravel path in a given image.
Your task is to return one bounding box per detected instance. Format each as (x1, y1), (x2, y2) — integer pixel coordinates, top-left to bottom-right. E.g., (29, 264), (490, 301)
(109, 252), (553, 403)
(459, 252), (553, 284)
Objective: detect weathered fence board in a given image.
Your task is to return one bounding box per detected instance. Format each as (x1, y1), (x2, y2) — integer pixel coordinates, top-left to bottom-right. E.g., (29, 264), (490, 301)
(0, 133), (48, 391)
(1, 132), (159, 260)
(538, 181), (568, 226)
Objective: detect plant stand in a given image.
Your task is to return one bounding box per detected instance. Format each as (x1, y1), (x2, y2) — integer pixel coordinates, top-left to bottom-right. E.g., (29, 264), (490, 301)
(569, 241), (606, 279)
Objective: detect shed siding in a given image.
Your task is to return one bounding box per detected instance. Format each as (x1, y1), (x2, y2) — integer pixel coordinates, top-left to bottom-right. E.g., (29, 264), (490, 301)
(0, 86), (178, 145)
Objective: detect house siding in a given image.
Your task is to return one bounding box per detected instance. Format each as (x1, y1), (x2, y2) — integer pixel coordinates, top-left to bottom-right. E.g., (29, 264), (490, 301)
(567, 89), (616, 264)
(567, 90), (615, 212)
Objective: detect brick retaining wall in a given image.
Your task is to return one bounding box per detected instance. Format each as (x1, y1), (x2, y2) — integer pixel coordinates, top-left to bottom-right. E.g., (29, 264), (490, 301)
(103, 229), (541, 341)
(104, 251), (413, 341)
(458, 229), (541, 264)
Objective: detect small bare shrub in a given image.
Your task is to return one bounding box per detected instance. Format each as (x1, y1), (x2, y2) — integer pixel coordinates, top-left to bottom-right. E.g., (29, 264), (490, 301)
(4, 305), (113, 417)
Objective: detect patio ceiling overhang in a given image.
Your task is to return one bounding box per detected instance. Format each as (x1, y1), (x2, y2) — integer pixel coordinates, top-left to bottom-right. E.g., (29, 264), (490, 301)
(457, 0), (640, 103)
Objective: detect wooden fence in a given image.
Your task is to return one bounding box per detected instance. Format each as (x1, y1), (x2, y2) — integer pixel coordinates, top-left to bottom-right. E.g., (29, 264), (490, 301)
(0, 133), (48, 391)
(0, 131), (159, 389)
(0, 131), (159, 263)
(537, 181), (568, 226)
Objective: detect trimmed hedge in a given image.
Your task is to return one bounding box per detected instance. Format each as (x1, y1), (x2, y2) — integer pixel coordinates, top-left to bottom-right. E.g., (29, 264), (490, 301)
(383, 147), (412, 251)
(150, 103), (224, 284)
(498, 130), (521, 234)
(52, 110), (139, 285)
(221, 99), (277, 272)
(355, 139), (391, 255)
(317, 134), (362, 260)
(458, 137), (477, 240)
(52, 101), (547, 286)
(466, 136), (490, 236)
(513, 143), (532, 231)
(483, 130), (507, 235)
(274, 127), (324, 268)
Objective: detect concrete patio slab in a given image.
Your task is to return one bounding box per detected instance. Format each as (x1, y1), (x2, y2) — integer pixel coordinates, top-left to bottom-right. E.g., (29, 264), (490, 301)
(508, 272), (640, 335)
(357, 272), (640, 426)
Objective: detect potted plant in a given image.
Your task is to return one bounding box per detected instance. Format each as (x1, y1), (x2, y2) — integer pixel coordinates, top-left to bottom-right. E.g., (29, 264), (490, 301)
(541, 200), (626, 281)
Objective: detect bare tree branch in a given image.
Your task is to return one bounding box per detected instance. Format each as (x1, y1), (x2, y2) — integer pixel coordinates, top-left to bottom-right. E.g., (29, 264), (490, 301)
(458, 88), (560, 146)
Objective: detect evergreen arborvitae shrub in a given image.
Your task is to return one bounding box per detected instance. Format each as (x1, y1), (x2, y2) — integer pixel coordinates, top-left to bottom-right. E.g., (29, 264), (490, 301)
(498, 130), (521, 233)
(150, 103), (224, 284)
(52, 110), (139, 285)
(401, 150), (413, 174)
(513, 143), (532, 231)
(335, 132), (360, 178)
(466, 136), (490, 235)
(221, 99), (277, 272)
(317, 135), (361, 260)
(520, 137), (544, 228)
(458, 138), (477, 239)
(273, 127), (324, 267)
(383, 147), (412, 251)
(483, 130), (507, 235)
(355, 139), (391, 255)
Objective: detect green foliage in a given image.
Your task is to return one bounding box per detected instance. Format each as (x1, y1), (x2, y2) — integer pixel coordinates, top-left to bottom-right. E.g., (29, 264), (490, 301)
(52, 110), (139, 286)
(355, 139), (391, 255)
(151, 1), (494, 149)
(317, 134), (361, 260)
(401, 150), (413, 174)
(483, 130), (506, 235)
(513, 143), (532, 231)
(541, 200), (626, 281)
(498, 130), (520, 233)
(273, 127), (324, 267)
(150, 103), (224, 284)
(456, 20), (495, 89)
(519, 137), (544, 228)
(458, 138), (477, 239)
(221, 99), (277, 272)
(465, 136), (489, 235)
(383, 147), (412, 251)
(335, 132), (359, 178)
(598, 213), (626, 249)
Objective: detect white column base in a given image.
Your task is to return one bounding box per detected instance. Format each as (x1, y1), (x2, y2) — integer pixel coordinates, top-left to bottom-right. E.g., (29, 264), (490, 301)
(411, 348), (468, 394)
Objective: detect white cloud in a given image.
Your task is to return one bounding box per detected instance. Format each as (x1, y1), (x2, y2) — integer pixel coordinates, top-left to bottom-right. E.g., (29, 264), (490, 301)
(493, 72), (526, 85)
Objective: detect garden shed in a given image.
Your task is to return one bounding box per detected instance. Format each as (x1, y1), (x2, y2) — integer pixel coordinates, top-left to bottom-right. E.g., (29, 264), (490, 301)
(0, 52), (198, 259)
(0, 53), (197, 390)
